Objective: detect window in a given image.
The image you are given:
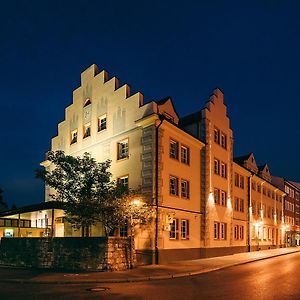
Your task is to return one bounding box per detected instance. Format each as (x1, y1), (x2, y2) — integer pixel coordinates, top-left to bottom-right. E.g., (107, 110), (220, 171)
(235, 225), (244, 240)
(70, 129), (78, 145)
(181, 145), (190, 164)
(220, 223), (227, 239)
(252, 181), (256, 191)
(240, 176), (244, 189)
(239, 199), (244, 212)
(83, 123), (91, 138)
(252, 201), (256, 215)
(234, 198), (244, 212)
(118, 176), (129, 189)
(98, 114), (107, 132)
(170, 140), (179, 159)
(234, 173), (239, 187)
(234, 197), (239, 211)
(257, 184), (261, 193)
(214, 222), (227, 240)
(214, 222), (219, 239)
(221, 190), (227, 206)
(181, 220), (189, 239)
(170, 176), (179, 196)
(263, 227), (266, 240)
(181, 179), (190, 199)
(214, 128), (220, 144)
(214, 189), (226, 206)
(214, 159), (220, 175)
(83, 98), (91, 107)
(214, 188), (220, 205)
(235, 173), (244, 189)
(117, 139), (129, 160)
(170, 219), (179, 239)
(221, 162), (227, 178)
(234, 225), (239, 240)
(119, 224), (128, 237)
(263, 187), (266, 195)
(239, 226), (244, 240)
(221, 133), (227, 149)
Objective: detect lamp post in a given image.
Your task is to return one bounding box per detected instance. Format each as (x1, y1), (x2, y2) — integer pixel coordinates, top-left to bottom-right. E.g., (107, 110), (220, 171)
(129, 198), (142, 269)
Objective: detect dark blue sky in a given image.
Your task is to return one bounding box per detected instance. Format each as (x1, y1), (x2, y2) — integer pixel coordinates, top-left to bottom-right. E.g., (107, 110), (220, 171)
(1, 1), (300, 207)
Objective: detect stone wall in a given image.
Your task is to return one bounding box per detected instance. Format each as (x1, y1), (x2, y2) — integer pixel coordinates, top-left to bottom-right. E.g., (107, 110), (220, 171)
(0, 237), (135, 271)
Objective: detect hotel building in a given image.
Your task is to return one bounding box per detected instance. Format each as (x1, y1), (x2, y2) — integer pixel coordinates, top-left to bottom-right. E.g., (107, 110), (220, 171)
(0, 64), (291, 263)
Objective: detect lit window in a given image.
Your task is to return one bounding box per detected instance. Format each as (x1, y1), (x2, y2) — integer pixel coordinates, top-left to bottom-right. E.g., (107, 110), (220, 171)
(117, 139), (129, 160)
(214, 159), (220, 175)
(170, 140), (179, 159)
(181, 179), (190, 199)
(221, 162), (227, 178)
(118, 176), (129, 189)
(83, 123), (91, 138)
(214, 128), (220, 144)
(98, 114), (107, 132)
(170, 176), (179, 196)
(181, 145), (190, 164)
(181, 220), (189, 239)
(70, 129), (78, 145)
(169, 219), (179, 239)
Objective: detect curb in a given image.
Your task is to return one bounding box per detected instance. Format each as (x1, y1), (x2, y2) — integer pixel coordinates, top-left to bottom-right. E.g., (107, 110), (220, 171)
(1, 250), (299, 285)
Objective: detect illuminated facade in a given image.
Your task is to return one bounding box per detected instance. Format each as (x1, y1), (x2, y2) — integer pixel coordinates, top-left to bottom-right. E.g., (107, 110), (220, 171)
(0, 64), (293, 263)
(272, 177), (300, 246)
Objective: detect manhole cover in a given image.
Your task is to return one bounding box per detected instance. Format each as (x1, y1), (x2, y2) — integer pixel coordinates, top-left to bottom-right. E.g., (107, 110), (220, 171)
(87, 287), (110, 292)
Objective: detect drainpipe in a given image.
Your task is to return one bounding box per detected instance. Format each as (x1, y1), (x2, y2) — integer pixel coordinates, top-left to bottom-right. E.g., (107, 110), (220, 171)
(51, 209), (55, 237)
(247, 175), (253, 252)
(155, 117), (163, 265)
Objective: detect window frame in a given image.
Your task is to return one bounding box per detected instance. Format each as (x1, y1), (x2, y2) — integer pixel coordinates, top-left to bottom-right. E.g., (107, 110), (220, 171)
(117, 138), (129, 160)
(98, 113), (107, 132)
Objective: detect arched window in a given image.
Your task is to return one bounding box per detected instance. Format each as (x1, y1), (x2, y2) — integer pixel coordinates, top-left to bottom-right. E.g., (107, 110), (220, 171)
(84, 98), (91, 107)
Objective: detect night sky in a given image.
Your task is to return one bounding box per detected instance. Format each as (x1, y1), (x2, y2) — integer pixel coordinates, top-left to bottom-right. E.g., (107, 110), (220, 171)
(1, 1), (300, 208)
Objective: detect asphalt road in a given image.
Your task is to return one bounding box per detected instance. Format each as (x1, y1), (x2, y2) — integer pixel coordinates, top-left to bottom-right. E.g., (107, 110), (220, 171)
(2, 252), (300, 300)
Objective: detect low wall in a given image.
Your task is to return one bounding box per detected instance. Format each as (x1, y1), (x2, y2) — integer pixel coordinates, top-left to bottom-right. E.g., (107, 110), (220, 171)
(0, 237), (135, 271)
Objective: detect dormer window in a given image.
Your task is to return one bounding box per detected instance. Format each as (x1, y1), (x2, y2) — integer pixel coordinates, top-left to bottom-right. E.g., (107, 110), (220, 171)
(84, 98), (91, 107)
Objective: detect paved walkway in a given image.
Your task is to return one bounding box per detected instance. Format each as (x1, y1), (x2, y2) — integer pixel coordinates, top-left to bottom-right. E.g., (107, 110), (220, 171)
(1, 247), (299, 284)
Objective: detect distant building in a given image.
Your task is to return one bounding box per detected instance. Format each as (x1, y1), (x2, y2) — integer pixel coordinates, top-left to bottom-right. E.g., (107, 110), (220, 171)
(0, 64), (291, 264)
(272, 176), (300, 246)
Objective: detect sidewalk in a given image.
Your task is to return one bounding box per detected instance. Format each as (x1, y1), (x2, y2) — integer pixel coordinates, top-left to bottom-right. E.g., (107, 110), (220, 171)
(1, 247), (299, 284)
